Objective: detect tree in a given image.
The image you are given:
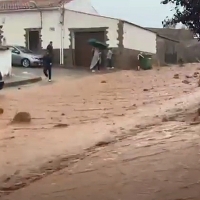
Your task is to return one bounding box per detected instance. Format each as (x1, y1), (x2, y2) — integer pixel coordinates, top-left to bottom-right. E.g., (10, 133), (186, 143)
(181, 24), (187, 29)
(161, 0), (200, 39)
(163, 23), (177, 29)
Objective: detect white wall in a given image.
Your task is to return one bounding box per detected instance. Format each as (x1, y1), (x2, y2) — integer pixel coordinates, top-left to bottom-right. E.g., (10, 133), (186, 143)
(64, 0), (98, 15)
(123, 22), (156, 54)
(0, 9), (119, 64)
(42, 10), (62, 49)
(0, 49), (12, 77)
(0, 11), (40, 46)
(64, 10), (119, 48)
(0, 10), (61, 49)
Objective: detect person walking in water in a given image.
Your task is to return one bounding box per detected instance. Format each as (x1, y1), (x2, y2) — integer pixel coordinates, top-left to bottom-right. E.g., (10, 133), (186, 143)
(90, 48), (101, 72)
(43, 50), (52, 82)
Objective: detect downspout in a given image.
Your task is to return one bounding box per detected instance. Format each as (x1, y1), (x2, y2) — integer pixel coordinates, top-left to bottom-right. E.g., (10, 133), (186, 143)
(60, 20), (62, 65)
(60, 32), (62, 65)
(62, 4), (65, 65)
(59, 3), (65, 65)
(39, 9), (43, 51)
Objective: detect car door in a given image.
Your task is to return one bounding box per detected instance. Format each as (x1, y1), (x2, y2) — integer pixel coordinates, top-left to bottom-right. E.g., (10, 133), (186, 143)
(10, 47), (21, 65)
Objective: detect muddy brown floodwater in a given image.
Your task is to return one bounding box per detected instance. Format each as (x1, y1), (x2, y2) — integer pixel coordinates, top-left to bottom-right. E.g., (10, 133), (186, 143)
(1, 65), (200, 199)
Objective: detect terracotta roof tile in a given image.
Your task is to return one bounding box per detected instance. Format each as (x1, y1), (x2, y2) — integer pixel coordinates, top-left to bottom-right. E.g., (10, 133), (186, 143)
(0, 0), (72, 11)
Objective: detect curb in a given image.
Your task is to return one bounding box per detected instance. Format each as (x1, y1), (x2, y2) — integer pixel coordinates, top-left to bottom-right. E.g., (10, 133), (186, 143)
(4, 76), (42, 88)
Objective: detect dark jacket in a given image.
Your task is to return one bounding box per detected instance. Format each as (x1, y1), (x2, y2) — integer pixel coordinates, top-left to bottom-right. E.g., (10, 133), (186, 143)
(47, 44), (53, 54)
(47, 44), (53, 60)
(43, 54), (52, 68)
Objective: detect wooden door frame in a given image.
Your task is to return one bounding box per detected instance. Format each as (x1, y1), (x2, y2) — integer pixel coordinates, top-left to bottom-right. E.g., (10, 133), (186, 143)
(69, 27), (109, 67)
(24, 28), (42, 51)
(0, 25), (3, 45)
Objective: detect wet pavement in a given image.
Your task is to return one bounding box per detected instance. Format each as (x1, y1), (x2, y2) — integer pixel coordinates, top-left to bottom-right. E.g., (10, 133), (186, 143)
(11, 67), (90, 81)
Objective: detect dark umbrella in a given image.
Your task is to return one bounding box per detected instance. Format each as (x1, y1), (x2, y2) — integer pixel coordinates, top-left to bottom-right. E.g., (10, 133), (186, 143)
(88, 38), (108, 50)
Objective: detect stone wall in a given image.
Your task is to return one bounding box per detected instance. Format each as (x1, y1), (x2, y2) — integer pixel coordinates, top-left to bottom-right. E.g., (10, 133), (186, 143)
(113, 21), (156, 70)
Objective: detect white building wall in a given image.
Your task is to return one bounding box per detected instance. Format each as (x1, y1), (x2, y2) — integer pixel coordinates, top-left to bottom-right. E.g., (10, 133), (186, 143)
(0, 49), (12, 77)
(123, 22), (156, 54)
(0, 9), (119, 63)
(0, 11), (40, 46)
(42, 10), (61, 49)
(0, 10), (61, 49)
(64, 0), (98, 14)
(64, 10), (119, 49)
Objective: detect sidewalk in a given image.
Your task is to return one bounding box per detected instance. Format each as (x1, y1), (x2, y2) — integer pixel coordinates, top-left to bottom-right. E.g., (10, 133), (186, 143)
(4, 75), (42, 88)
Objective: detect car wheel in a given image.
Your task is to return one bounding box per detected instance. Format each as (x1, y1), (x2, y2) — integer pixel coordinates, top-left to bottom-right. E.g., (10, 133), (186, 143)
(21, 59), (30, 68)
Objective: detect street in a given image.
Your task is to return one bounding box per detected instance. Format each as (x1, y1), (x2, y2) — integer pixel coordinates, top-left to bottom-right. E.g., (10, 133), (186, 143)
(11, 66), (90, 81)
(1, 64), (200, 199)
(2, 120), (200, 200)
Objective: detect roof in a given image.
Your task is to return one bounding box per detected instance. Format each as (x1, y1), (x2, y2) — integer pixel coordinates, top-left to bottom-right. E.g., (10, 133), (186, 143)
(0, 0), (72, 11)
(157, 34), (180, 43)
(121, 20), (157, 35)
(0, 1), (178, 42)
(147, 27), (190, 43)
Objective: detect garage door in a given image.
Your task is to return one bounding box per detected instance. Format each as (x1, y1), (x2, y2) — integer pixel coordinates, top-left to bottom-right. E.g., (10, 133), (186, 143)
(74, 31), (105, 67)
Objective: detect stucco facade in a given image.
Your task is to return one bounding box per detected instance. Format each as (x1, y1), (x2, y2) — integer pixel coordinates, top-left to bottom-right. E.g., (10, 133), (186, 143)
(0, 47), (12, 77)
(0, 10), (59, 49)
(123, 22), (156, 54)
(113, 21), (157, 69)
(0, 3), (157, 69)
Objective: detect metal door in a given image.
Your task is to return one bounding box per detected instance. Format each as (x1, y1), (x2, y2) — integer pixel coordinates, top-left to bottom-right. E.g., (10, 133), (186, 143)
(74, 31), (105, 67)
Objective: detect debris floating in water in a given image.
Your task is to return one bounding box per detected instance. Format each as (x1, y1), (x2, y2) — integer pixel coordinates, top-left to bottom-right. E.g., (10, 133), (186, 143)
(12, 112), (31, 123)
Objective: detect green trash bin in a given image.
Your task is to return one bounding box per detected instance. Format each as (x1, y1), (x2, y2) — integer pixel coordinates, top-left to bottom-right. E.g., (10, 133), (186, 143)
(139, 54), (152, 70)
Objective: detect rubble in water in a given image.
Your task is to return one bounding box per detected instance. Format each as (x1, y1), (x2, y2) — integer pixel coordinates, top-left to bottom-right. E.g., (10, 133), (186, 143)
(12, 112), (31, 123)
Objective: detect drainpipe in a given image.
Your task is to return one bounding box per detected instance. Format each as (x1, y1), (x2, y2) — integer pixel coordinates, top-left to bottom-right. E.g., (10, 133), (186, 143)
(60, 22), (62, 65)
(59, 3), (65, 65)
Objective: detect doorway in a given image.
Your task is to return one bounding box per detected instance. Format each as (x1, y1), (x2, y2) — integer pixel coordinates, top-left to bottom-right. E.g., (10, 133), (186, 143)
(74, 31), (105, 67)
(25, 28), (41, 52)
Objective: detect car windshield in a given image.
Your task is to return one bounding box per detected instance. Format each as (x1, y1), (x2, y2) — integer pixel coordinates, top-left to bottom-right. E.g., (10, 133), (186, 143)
(16, 46), (33, 54)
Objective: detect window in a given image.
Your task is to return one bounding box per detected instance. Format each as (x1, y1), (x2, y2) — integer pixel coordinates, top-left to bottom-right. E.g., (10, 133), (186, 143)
(15, 46), (32, 53)
(9, 46), (18, 53)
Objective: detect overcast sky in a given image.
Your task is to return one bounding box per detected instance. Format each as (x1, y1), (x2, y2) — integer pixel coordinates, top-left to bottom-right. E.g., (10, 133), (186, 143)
(92, 0), (174, 28)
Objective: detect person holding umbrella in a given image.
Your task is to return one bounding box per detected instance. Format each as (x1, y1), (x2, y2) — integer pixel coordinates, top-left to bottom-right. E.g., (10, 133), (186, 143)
(88, 39), (108, 72)
(90, 47), (101, 72)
